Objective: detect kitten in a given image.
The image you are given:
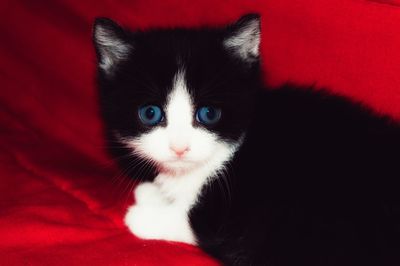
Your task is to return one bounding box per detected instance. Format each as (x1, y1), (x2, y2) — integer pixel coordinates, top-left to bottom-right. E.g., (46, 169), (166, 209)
(93, 14), (400, 266)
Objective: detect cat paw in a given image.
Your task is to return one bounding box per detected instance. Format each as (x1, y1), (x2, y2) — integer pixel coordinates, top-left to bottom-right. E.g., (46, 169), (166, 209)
(124, 204), (196, 244)
(134, 182), (165, 206)
(124, 204), (160, 240)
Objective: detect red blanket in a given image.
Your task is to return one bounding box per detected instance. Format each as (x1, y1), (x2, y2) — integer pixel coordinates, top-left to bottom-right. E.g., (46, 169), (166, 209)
(1, 0), (400, 265)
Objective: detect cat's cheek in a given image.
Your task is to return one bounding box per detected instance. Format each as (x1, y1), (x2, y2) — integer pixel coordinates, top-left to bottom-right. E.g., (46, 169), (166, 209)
(188, 131), (219, 160)
(191, 141), (231, 164)
(131, 129), (172, 161)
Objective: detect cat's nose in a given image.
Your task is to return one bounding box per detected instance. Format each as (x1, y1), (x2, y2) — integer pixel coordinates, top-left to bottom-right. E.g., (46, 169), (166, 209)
(170, 145), (190, 157)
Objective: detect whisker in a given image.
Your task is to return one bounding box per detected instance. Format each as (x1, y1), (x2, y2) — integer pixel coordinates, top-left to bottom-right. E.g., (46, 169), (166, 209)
(110, 155), (143, 182)
(216, 163), (233, 207)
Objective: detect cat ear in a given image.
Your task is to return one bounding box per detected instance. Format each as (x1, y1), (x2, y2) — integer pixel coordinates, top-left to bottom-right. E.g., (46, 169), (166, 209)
(93, 18), (132, 75)
(223, 13), (261, 64)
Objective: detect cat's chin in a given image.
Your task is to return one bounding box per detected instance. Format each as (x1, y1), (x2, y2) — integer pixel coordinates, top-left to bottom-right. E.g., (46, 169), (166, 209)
(159, 160), (202, 176)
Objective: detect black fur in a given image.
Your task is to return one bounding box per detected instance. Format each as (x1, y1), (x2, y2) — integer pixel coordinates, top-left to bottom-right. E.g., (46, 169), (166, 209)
(93, 14), (400, 266)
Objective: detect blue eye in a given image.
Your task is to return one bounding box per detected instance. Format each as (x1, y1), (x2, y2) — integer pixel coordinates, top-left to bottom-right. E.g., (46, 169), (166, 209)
(138, 105), (164, 126)
(196, 106), (221, 125)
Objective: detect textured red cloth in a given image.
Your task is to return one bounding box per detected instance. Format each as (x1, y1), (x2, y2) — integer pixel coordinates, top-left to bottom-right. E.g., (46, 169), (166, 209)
(1, 0), (399, 265)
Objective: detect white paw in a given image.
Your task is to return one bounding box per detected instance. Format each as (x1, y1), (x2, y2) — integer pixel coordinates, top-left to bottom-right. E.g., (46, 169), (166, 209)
(124, 204), (161, 240)
(134, 182), (165, 206)
(124, 204), (196, 244)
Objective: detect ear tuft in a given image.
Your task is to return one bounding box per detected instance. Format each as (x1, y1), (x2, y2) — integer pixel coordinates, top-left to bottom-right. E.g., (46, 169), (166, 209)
(93, 18), (132, 75)
(224, 13), (261, 63)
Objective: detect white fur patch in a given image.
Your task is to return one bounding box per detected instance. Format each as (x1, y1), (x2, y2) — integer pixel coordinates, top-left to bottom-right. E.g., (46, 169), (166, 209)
(123, 69), (242, 244)
(224, 19), (260, 62)
(94, 26), (131, 73)
(125, 182), (195, 243)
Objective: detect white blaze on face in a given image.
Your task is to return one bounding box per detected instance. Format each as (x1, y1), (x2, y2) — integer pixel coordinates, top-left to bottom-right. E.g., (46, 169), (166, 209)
(165, 70), (193, 157)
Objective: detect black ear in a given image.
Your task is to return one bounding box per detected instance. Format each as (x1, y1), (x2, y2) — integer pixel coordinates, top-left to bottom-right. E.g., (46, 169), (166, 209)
(93, 18), (132, 75)
(223, 13), (261, 63)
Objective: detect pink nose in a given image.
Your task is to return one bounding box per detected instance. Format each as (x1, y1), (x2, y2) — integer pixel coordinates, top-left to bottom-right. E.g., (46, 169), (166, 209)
(170, 146), (189, 157)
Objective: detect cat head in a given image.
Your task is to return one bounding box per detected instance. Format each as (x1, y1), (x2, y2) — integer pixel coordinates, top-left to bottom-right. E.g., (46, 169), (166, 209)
(93, 14), (262, 178)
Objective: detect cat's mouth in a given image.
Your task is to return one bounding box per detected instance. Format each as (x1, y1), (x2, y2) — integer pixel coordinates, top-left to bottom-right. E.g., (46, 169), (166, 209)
(160, 159), (201, 174)
(163, 159), (197, 166)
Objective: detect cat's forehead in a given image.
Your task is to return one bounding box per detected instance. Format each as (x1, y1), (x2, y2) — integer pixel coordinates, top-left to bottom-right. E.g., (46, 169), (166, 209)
(134, 28), (222, 53)
(128, 29), (228, 76)
(116, 34), (230, 101)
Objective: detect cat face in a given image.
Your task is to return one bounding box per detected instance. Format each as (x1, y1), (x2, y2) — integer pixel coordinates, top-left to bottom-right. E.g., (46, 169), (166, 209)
(93, 14), (261, 177)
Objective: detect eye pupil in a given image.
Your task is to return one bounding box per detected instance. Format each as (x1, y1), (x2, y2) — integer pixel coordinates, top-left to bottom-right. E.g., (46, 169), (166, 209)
(206, 108), (215, 120)
(145, 107), (155, 119)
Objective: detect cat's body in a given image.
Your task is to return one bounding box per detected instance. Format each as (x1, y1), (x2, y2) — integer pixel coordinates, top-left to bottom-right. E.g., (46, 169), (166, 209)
(191, 86), (400, 265)
(93, 14), (400, 266)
